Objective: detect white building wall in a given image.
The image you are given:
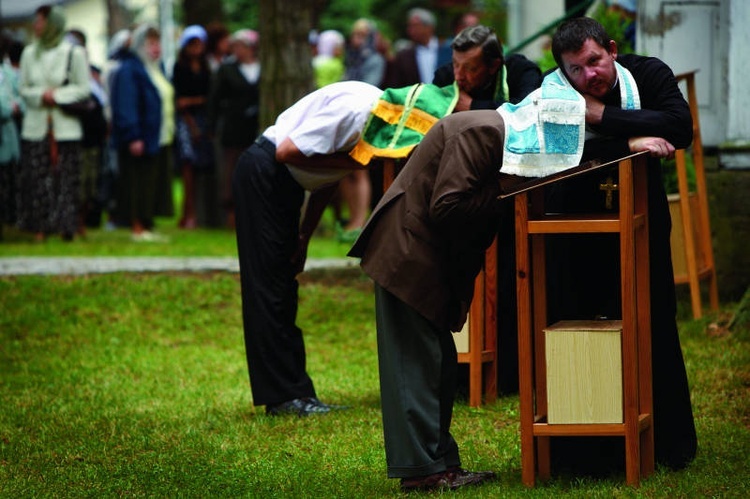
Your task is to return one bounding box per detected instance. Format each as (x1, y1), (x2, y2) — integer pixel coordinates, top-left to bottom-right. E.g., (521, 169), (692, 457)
(63, 0), (109, 69)
(726, 0), (750, 145)
(638, 0), (727, 147)
(61, 0), (163, 69)
(506, 0), (566, 62)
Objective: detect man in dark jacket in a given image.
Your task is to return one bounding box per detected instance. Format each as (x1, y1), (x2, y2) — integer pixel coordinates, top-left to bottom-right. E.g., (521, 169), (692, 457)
(208, 29), (260, 228)
(382, 8), (439, 88)
(432, 25), (542, 110)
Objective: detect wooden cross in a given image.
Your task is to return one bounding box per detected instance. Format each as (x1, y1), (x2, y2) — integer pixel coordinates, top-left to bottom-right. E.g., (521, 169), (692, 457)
(599, 176), (619, 210)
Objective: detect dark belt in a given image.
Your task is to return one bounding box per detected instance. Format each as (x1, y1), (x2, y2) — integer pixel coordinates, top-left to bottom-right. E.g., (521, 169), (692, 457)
(255, 135), (276, 156)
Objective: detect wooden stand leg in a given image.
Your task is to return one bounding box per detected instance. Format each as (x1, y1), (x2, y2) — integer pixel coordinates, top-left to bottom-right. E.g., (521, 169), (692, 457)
(483, 238), (498, 405)
(382, 159), (395, 191)
(468, 271), (485, 408)
(515, 193), (536, 487)
(634, 158), (655, 481)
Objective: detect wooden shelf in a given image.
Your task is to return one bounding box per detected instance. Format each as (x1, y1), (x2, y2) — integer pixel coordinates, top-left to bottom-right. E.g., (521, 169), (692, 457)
(527, 213), (646, 234)
(532, 413), (653, 437)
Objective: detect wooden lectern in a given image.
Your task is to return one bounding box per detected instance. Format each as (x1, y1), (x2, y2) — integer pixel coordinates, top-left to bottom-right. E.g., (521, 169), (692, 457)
(503, 152), (654, 487)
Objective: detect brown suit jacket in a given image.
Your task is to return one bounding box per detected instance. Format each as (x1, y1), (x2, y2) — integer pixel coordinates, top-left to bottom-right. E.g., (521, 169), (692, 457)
(349, 110), (505, 332)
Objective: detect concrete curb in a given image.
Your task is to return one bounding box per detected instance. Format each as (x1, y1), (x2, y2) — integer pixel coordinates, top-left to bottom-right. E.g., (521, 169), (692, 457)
(0, 257), (358, 276)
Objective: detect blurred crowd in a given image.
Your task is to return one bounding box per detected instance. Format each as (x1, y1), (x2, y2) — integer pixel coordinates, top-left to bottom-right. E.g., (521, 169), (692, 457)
(0, 5), (261, 242)
(0, 4), (495, 244)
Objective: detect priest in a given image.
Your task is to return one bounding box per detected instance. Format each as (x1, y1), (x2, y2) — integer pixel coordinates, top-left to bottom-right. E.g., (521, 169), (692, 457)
(545, 16), (698, 473)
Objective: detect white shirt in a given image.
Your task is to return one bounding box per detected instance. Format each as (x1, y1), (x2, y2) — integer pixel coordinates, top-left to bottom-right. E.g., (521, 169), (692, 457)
(263, 80), (382, 190)
(239, 61), (260, 84)
(415, 37), (439, 83)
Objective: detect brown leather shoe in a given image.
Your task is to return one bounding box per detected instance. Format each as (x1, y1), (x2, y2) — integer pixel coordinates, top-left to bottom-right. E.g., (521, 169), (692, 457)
(400, 468), (496, 492)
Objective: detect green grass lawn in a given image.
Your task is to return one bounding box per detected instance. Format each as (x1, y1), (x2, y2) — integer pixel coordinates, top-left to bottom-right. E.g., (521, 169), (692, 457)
(0, 205), (351, 260)
(1, 266), (748, 497)
(1, 184), (749, 496)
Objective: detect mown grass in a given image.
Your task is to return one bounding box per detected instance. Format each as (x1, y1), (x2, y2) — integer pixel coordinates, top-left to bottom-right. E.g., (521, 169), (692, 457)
(1, 182), (748, 496)
(1, 264), (748, 497)
(0, 208), (348, 259)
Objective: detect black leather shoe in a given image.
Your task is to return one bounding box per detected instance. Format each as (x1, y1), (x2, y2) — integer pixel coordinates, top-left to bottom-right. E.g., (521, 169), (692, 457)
(265, 397), (347, 417)
(400, 468), (496, 492)
(310, 397), (349, 412)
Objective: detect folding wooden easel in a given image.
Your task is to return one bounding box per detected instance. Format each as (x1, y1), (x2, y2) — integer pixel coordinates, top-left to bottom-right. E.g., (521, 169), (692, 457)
(673, 70), (719, 318)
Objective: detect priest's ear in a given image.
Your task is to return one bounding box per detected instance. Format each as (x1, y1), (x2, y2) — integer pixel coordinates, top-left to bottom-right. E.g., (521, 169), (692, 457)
(607, 39), (618, 60)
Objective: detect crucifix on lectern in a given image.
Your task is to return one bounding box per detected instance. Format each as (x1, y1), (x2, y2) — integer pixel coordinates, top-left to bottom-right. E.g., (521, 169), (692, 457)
(599, 176), (619, 210)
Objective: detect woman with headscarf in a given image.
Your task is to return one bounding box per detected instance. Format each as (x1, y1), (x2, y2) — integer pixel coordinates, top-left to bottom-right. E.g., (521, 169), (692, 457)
(312, 30), (345, 89)
(344, 18), (386, 87)
(17, 4), (89, 241)
(110, 23), (173, 242)
(99, 29), (130, 228)
(0, 31), (24, 235)
(173, 25), (216, 229)
(208, 29), (260, 228)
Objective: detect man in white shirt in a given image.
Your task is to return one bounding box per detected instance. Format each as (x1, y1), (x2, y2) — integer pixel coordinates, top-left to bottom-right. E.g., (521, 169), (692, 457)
(232, 81), (383, 417)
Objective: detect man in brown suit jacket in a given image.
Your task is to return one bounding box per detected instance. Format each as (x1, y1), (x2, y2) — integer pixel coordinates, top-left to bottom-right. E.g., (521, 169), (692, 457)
(348, 109), (505, 492)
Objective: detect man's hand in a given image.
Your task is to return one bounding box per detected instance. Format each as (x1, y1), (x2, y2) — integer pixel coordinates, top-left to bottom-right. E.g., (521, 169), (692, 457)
(129, 140), (145, 157)
(628, 136), (676, 159)
(583, 94), (605, 124)
(453, 91), (473, 112)
(42, 89), (56, 107)
(290, 233), (310, 275)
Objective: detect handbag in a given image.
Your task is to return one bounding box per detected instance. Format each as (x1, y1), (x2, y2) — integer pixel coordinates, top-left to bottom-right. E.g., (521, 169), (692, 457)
(59, 97), (97, 116)
(59, 98), (97, 116)
(59, 47), (97, 117)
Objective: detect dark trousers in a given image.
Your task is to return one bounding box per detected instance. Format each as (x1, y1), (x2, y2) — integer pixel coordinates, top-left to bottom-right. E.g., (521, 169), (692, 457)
(374, 284), (461, 478)
(117, 149), (158, 229)
(232, 139), (316, 406)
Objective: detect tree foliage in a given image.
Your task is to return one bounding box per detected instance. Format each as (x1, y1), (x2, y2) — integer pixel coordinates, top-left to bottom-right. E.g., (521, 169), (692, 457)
(222, 0), (260, 33)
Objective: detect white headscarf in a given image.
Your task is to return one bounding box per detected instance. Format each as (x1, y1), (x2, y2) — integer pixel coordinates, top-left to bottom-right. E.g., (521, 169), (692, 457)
(316, 30), (344, 58)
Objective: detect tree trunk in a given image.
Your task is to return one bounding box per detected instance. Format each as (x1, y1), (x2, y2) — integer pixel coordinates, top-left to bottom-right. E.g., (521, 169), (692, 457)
(258, 0), (317, 130)
(106, 0), (132, 37)
(182, 0), (225, 26)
